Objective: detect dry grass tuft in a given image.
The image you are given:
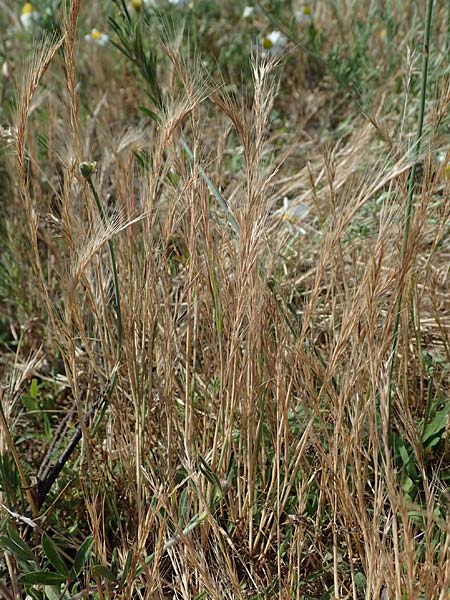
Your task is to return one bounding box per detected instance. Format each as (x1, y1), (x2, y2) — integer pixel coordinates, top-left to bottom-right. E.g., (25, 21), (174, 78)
(1, 1), (450, 598)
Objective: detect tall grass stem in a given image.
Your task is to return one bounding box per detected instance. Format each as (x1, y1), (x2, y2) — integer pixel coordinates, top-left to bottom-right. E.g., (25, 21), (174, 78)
(387, 0), (434, 448)
(81, 165), (123, 394)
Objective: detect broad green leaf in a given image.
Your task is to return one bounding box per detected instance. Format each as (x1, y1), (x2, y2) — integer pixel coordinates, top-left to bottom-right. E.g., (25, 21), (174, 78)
(42, 533), (68, 577)
(19, 571), (66, 585)
(93, 564), (118, 582)
(72, 535), (94, 578)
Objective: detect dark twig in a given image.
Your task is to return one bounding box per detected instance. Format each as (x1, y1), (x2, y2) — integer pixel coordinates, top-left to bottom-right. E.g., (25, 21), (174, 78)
(37, 404), (76, 482)
(36, 390), (107, 508)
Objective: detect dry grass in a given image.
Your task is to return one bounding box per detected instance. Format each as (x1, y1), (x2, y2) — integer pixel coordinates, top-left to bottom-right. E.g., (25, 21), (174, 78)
(1, 1), (450, 598)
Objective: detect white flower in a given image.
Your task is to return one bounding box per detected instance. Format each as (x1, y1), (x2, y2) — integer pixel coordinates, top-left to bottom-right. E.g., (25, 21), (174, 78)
(168, 0), (189, 6)
(2, 61), (10, 80)
(438, 151), (450, 181)
(261, 31), (286, 56)
(85, 29), (109, 47)
(274, 197), (309, 234)
(438, 151), (448, 164)
(295, 5), (313, 24)
(20, 3), (40, 31)
(243, 6), (255, 18)
(0, 125), (17, 145)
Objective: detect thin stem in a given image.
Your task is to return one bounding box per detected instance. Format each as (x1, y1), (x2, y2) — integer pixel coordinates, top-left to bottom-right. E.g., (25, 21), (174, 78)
(0, 390), (39, 517)
(180, 137), (240, 236)
(86, 177), (123, 385)
(35, 165), (124, 508)
(421, 353), (434, 442)
(387, 0), (434, 448)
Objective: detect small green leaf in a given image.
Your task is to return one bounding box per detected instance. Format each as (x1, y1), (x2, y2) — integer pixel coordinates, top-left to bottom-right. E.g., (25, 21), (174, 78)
(119, 549), (133, 584)
(29, 378), (39, 400)
(42, 533), (68, 577)
(138, 105), (158, 122)
(72, 535), (94, 578)
(19, 571), (66, 585)
(354, 571), (367, 591)
(120, 550), (133, 584)
(397, 440), (410, 467)
(178, 488), (189, 525)
(44, 585), (65, 600)
(422, 406), (450, 446)
(93, 564), (118, 582)
(180, 138), (240, 235)
(198, 455), (221, 487)
(21, 396), (38, 411)
(402, 475), (415, 495)
(0, 536), (32, 563)
(0, 527), (36, 563)
(134, 552), (155, 579)
(183, 511), (208, 535)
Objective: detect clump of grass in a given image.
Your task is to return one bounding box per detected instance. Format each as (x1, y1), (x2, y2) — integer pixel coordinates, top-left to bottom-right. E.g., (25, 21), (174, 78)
(1, 1), (450, 598)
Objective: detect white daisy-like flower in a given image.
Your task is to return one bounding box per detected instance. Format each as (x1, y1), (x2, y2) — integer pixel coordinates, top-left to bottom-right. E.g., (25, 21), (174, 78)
(274, 197), (310, 234)
(243, 6), (255, 18)
(20, 3), (40, 31)
(261, 31), (286, 56)
(295, 5), (313, 24)
(85, 29), (109, 47)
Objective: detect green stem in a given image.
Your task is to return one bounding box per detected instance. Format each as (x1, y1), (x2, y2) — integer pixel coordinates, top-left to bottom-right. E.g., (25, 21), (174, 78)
(421, 353), (434, 442)
(180, 137), (240, 236)
(387, 0), (434, 449)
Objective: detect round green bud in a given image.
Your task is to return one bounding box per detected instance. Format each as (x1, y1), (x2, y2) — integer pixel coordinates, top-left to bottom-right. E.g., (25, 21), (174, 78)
(79, 161), (97, 179)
